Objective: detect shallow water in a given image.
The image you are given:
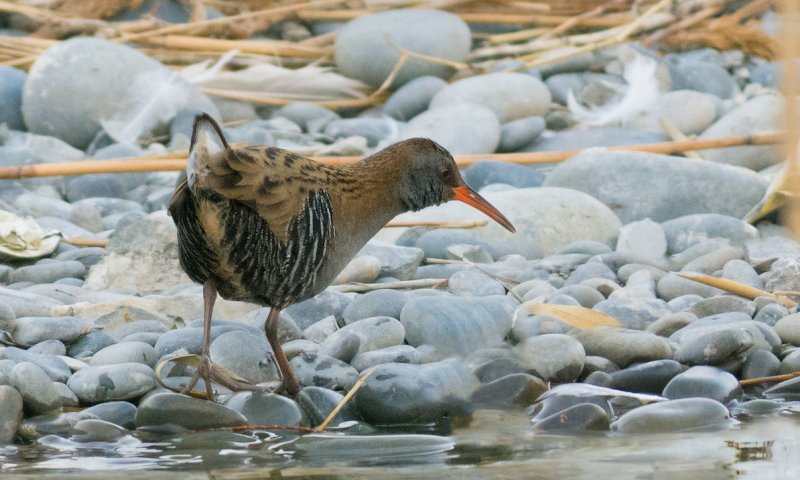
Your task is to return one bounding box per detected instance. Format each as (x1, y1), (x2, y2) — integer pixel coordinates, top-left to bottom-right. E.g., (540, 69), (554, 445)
(2, 409), (800, 479)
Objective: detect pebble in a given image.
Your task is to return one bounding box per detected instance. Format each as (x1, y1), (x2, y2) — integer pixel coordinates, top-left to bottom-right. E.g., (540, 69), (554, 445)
(296, 386), (359, 427)
(13, 316), (82, 345)
(0, 385), (23, 443)
(662, 214), (759, 254)
(616, 219), (668, 261)
(10, 362), (61, 415)
(334, 255), (381, 284)
(274, 102), (339, 133)
(289, 352), (358, 390)
(400, 103), (501, 155)
(324, 117), (395, 147)
(611, 398), (730, 433)
(662, 366), (743, 404)
(627, 90), (718, 135)
(746, 236), (800, 271)
(722, 259), (764, 289)
(83, 401), (137, 429)
(28, 339), (67, 356)
(0, 66), (26, 130)
(89, 341), (159, 368)
(775, 313), (800, 345)
(544, 150), (768, 223)
(67, 363), (157, 403)
(341, 289), (406, 324)
(448, 269), (505, 297)
(17, 411), (98, 441)
(461, 161), (545, 190)
(606, 359), (686, 394)
(23, 37), (218, 148)
(0, 347), (71, 382)
(135, 392), (245, 433)
(0, 301), (15, 333)
(472, 373), (547, 408)
(592, 298), (672, 330)
(430, 73), (551, 122)
(764, 376), (800, 400)
(224, 392), (306, 426)
(686, 296), (755, 318)
(533, 402), (611, 432)
(780, 349), (800, 375)
(286, 290), (346, 330)
(673, 327), (753, 366)
(572, 327), (672, 368)
(319, 316), (405, 357)
(544, 72), (623, 105)
(497, 116), (546, 152)
(354, 359), (477, 425)
(356, 241), (424, 280)
(699, 95), (783, 170)
(334, 9), (470, 87)
(527, 128), (665, 153)
(350, 345), (420, 372)
(67, 331), (118, 359)
(11, 261), (86, 284)
(210, 330), (278, 384)
(680, 246), (744, 274)
(668, 58), (740, 99)
(71, 418), (130, 442)
(391, 187), (621, 259)
(383, 76), (447, 121)
(400, 296), (511, 358)
(656, 273), (723, 300)
(513, 334), (586, 383)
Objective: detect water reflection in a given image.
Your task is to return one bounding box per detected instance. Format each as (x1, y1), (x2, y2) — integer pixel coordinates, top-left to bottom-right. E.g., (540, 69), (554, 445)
(2, 410), (800, 478)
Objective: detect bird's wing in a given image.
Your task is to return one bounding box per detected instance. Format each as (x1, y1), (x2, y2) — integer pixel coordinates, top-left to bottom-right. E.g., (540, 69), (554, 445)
(194, 145), (334, 243)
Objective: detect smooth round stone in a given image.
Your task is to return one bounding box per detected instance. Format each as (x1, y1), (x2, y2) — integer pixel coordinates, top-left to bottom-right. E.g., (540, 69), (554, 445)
(573, 327), (672, 368)
(775, 313), (800, 346)
(687, 295), (755, 319)
(274, 102), (339, 132)
(592, 298), (672, 330)
(71, 418), (130, 442)
(414, 229), (483, 259)
(28, 339), (67, 356)
(65, 175), (126, 202)
(334, 9), (470, 87)
(674, 327), (754, 366)
(430, 73), (550, 123)
(764, 257), (800, 294)
(342, 290), (406, 324)
(17, 411), (98, 441)
(527, 128), (665, 153)
(102, 317), (170, 341)
(615, 218), (668, 260)
(722, 259), (764, 289)
(400, 296), (511, 358)
(54, 382), (79, 407)
(0, 359), (16, 384)
(290, 352), (358, 391)
(68, 331), (117, 359)
(350, 345), (420, 372)
(448, 270), (505, 297)
(210, 330), (278, 384)
(739, 398), (782, 416)
(564, 262), (617, 286)
(356, 241), (425, 281)
(513, 334), (585, 383)
(319, 316), (405, 358)
(462, 161), (544, 191)
(497, 116), (546, 152)
(662, 214), (758, 254)
(472, 356), (528, 383)
(746, 235), (800, 269)
(23, 37), (218, 148)
(89, 341), (159, 368)
(657, 273), (723, 300)
(670, 316), (780, 354)
(699, 95), (782, 170)
(680, 246), (744, 275)
(529, 391), (612, 423)
(764, 376), (800, 400)
(557, 240), (613, 256)
(662, 366), (742, 404)
(611, 398), (730, 433)
(607, 359), (685, 394)
(121, 332), (163, 346)
(23, 283), (82, 305)
(533, 402), (611, 432)
(0, 301), (14, 332)
(153, 325), (244, 357)
(0, 66), (26, 130)
(13, 316), (82, 346)
(296, 386), (359, 427)
(582, 356), (620, 377)
(627, 90), (718, 135)
(67, 363), (157, 403)
(545, 150), (767, 223)
(324, 118), (394, 147)
(668, 59), (739, 98)
(742, 350), (780, 380)
(555, 285), (605, 308)
(780, 349), (800, 374)
(0, 385), (23, 443)
(10, 362), (62, 415)
(302, 315), (338, 344)
(11, 261), (86, 284)
(389, 187), (621, 259)
(753, 301), (787, 327)
(0, 347), (70, 382)
(545, 71), (622, 105)
(136, 392), (246, 432)
(472, 373), (547, 408)
(400, 103), (500, 155)
(354, 358), (477, 425)
(382, 76), (446, 120)
(334, 255), (381, 284)
(83, 401), (137, 429)
(225, 392), (306, 426)
(286, 290), (346, 330)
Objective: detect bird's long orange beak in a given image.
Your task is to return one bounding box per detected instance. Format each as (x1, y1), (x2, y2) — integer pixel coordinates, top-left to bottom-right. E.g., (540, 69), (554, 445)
(452, 186), (516, 233)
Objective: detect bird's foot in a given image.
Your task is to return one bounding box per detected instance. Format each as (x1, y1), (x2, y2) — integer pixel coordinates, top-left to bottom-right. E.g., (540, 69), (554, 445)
(175, 355), (277, 401)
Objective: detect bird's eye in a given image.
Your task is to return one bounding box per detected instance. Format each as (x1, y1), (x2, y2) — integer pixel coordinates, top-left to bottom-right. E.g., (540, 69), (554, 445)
(441, 169), (451, 179)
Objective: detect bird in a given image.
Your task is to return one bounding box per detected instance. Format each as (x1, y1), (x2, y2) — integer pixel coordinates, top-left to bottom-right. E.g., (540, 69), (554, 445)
(168, 113), (515, 399)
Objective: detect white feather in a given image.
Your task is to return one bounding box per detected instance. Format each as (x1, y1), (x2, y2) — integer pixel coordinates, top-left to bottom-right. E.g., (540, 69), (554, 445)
(568, 54), (661, 127)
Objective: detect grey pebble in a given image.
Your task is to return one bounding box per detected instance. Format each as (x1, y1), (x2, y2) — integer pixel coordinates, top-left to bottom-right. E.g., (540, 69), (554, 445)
(383, 76), (446, 121)
(296, 386), (359, 428)
(593, 297), (671, 330)
(290, 352), (358, 391)
(135, 392), (245, 433)
(573, 327), (672, 368)
(210, 330), (278, 384)
(68, 331), (118, 359)
(472, 373), (547, 408)
(448, 269), (505, 297)
(342, 289), (407, 323)
(497, 116), (546, 152)
(319, 316), (405, 358)
(742, 350), (780, 380)
(0, 347), (71, 382)
(513, 334), (585, 383)
(662, 366), (742, 404)
(350, 345), (420, 372)
(89, 341), (159, 368)
(28, 339), (67, 356)
(225, 391), (306, 427)
(612, 398), (730, 433)
(10, 362), (62, 415)
(0, 385), (23, 443)
(11, 261), (86, 284)
(533, 402), (610, 432)
(13, 316), (82, 345)
(67, 363), (157, 403)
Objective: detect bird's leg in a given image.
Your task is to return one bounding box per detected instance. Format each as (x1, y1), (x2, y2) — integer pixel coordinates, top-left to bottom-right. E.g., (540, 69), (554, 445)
(182, 280), (216, 400)
(265, 307), (300, 396)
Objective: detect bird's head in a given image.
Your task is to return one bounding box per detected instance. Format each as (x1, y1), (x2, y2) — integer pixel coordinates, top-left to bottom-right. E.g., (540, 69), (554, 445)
(383, 138), (515, 233)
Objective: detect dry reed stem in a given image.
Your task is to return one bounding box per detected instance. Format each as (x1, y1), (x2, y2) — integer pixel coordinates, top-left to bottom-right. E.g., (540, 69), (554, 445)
(659, 117), (701, 159)
(0, 131), (784, 179)
(779, 0), (800, 236)
(333, 279), (447, 293)
(740, 372), (800, 387)
(139, 35), (330, 58)
(314, 366), (378, 431)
